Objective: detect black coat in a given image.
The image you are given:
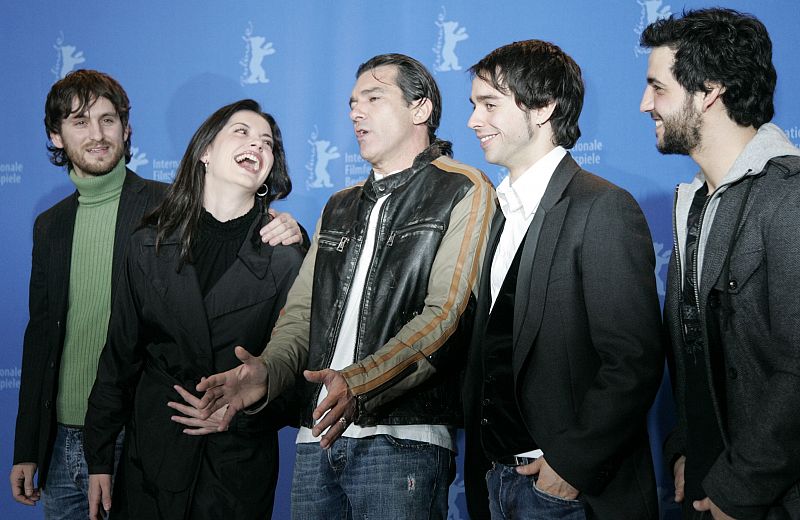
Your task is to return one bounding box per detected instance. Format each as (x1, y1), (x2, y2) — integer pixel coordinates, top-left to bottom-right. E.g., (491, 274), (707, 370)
(84, 215), (303, 520)
(13, 170), (166, 488)
(464, 155), (664, 519)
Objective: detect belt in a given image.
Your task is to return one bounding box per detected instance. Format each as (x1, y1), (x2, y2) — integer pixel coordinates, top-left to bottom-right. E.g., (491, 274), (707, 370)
(495, 455), (537, 467)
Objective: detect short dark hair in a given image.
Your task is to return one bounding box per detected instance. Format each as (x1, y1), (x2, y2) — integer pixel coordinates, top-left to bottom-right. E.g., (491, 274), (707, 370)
(640, 8), (775, 128)
(357, 53), (442, 144)
(44, 69), (132, 169)
(469, 40), (584, 149)
(144, 99), (291, 263)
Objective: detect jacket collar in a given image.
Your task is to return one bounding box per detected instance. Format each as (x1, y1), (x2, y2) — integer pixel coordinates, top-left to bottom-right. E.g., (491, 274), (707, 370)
(362, 139), (453, 201)
(141, 207), (274, 279)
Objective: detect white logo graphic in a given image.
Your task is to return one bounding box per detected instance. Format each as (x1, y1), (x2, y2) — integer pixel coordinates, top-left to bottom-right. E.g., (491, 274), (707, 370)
(653, 241), (671, 297)
(633, 0), (673, 57)
(306, 126), (340, 189)
(240, 22), (276, 85)
(447, 475), (466, 520)
(128, 147), (149, 173)
(52, 32), (85, 79)
(433, 7), (468, 72)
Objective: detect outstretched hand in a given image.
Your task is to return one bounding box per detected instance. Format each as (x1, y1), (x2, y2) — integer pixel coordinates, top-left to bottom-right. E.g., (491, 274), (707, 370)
(304, 368), (357, 449)
(196, 346), (269, 432)
(168, 383), (229, 435)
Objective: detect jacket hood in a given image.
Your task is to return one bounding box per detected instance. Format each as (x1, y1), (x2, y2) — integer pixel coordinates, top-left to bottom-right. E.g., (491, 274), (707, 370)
(674, 122), (800, 285)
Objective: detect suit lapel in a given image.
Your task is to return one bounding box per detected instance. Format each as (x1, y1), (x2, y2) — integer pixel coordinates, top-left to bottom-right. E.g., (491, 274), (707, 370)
(112, 170), (151, 303)
(512, 155), (578, 375)
(51, 194), (79, 324)
(474, 210), (505, 336)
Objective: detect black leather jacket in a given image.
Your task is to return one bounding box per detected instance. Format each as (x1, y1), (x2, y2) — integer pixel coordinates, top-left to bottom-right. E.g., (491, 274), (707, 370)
(262, 140), (494, 428)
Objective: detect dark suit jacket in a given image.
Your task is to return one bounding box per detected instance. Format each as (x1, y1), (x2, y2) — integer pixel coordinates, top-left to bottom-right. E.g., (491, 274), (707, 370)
(13, 169), (166, 488)
(464, 154), (664, 519)
(664, 155), (800, 519)
(83, 215), (303, 519)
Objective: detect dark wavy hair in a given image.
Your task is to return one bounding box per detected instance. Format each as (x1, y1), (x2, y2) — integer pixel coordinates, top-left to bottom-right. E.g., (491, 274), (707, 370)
(143, 99), (291, 263)
(640, 8), (775, 128)
(469, 40), (584, 149)
(44, 69), (132, 170)
(357, 53), (442, 145)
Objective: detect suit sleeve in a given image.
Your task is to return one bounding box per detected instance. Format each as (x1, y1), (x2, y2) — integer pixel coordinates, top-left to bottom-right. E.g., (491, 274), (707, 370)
(13, 215), (49, 465)
(339, 180), (495, 414)
(545, 188), (664, 494)
(703, 183), (800, 518)
(84, 242), (146, 474)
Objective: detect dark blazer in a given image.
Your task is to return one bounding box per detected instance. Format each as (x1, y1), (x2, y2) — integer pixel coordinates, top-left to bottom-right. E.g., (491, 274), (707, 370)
(13, 169), (166, 488)
(664, 155), (800, 519)
(464, 154), (664, 519)
(83, 215), (303, 519)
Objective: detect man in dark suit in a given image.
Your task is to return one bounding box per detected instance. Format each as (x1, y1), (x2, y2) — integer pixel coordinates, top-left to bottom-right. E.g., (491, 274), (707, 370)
(9, 70), (301, 520)
(463, 40), (664, 519)
(640, 9), (800, 519)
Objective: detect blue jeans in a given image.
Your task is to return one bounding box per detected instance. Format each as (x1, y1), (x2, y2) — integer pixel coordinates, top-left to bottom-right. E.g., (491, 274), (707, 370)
(41, 424), (123, 520)
(291, 435), (454, 520)
(486, 462), (586, 520)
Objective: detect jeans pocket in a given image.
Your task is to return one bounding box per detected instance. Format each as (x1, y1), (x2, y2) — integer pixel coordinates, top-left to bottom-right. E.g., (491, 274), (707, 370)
(531, 479), (582, 506)
(381, 434), (435, 452)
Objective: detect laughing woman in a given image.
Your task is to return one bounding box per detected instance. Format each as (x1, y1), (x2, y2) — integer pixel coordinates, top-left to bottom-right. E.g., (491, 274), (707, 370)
(83, 99), (303, 520)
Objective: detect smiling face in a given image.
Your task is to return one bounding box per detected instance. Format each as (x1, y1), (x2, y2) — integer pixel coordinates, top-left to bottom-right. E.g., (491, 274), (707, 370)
(349, 65), (423, 174)
(201, 110), (274, 196)
(640, 46), (702, 155)
(49, 96), (129, 178)
(468, 76), (538, 177)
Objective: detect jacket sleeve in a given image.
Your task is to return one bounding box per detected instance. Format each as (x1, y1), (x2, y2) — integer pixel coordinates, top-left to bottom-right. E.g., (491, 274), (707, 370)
(13, 214), (49, 465)
(340, 179), (495, 414)
(544, 188), (664, 495)
(703, 180), (800, 519)
(84, 243), (146, 475)
(259, 219), (320, 403)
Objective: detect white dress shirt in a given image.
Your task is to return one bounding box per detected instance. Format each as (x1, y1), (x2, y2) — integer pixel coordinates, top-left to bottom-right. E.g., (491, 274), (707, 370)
(490, 146), (566, 309)
(489, 146), (566, 460)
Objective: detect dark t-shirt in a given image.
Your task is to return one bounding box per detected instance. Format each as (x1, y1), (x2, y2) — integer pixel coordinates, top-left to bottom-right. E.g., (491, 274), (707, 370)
(681, 183), (725, 503)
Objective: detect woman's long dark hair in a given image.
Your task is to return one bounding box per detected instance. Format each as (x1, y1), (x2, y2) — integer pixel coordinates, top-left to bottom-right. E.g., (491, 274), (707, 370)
(143, 99), (291, 263)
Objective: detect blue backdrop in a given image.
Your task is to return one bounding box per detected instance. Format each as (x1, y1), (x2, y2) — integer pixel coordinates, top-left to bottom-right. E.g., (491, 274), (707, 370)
(1, 1), (798, 518)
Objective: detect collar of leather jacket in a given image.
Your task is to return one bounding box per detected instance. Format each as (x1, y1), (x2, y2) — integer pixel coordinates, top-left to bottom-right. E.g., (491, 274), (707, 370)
(363, 139), (453, 200)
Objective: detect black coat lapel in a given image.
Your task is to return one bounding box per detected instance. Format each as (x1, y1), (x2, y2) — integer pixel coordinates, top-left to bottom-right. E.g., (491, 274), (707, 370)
(204, 231), (277, 321)
(512, 154), (579, 375)
(112, 170), (153, 303)
(138, 236), (214, 365)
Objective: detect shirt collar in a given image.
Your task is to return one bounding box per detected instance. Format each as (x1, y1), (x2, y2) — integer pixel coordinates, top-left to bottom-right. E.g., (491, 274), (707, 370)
(497, 146), (566, 219)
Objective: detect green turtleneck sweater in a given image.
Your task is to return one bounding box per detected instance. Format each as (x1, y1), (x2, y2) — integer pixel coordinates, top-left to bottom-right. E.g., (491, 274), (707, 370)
(56, 160), (126, 426)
